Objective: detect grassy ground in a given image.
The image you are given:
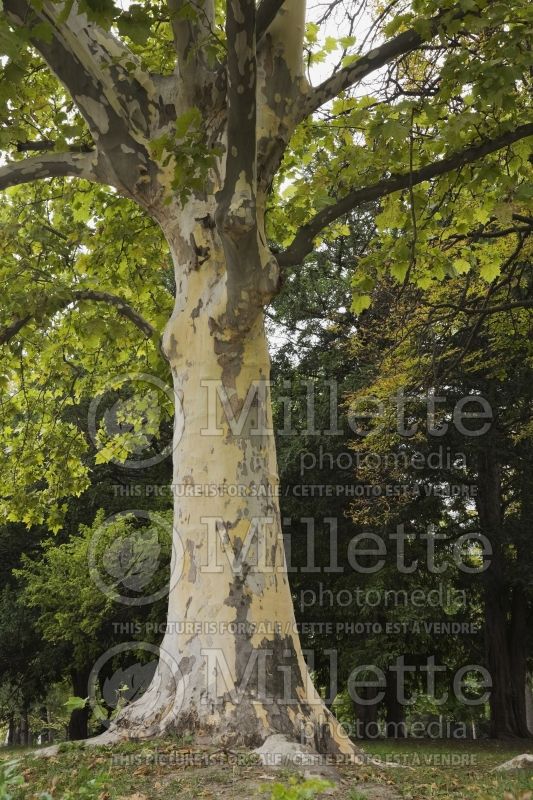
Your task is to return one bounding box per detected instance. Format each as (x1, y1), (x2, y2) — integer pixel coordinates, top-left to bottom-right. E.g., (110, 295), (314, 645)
(0, 737), (532, 800)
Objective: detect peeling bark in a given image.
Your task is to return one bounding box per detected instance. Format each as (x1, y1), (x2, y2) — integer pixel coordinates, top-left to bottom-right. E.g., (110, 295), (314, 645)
(94, 220), (357, 754)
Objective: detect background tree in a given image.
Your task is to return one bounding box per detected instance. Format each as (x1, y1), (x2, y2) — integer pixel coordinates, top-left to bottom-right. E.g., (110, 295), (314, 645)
(0, 522), (63, 745)
(345, 244), (533, 739)
(16, 508), (173, 740)
(270, 221), (488, 741)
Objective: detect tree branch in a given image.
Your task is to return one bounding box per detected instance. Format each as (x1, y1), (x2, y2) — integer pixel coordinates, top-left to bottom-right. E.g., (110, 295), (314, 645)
(17, 140), (93, 154)
(278, 123), (533, 268)
(0, 152), (103, 192)
(432, 299), (533, 315)
(72, 291), (157, 339)
(299, 8), (459, 121)
(0, 316), (32, 346)
(441, 215), (533, 248)
(0, 291), (156, 346)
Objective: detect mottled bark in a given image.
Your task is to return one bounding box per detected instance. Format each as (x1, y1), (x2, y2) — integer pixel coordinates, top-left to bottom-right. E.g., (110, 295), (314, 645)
(91, 212), (356, 753)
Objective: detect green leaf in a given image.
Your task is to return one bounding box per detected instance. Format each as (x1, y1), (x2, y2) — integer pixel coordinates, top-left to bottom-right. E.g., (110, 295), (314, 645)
(351, 293), (372, 314)
(479, 259), (501, 282)
(117, 6), (153, 45)
(453, 257), (471, 274)
(64, 695), (88, 713)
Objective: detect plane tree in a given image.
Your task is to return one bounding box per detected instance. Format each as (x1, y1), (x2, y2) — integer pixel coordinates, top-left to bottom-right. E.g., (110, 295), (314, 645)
(0, 0), (531, 751)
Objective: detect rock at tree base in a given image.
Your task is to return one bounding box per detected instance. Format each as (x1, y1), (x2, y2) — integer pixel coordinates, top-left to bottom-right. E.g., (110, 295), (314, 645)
(253, 734), (343, 782)
(254, 734), (322, 767)
(494, 754), (533, 771)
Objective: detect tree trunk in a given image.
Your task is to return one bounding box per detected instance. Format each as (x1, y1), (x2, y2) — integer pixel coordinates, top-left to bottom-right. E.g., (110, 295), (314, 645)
(352, 687), (379, 740)
(12, 719), (21, 746)
(484, 578), (517, 738)
(19, 711), (29, 746)
(102, 221), (357, 757)
(526, 675), (533, 735)
(509, 584), (531, 737)
(44, 707), (54, 744)
(477, 448), (525, 738)
(384, 668), (406, 738)
(515, 460), (533, 738)
(7, 715), (14, 746)
(69, 668), (90, 741)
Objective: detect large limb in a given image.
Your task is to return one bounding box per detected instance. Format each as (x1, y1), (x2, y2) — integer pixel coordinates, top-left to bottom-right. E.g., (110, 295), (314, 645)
(3, 1), (159, 138)
(298, 8), (461, 121)
(257, 5), (464, 196)
(256, 0), (306, 190)
(167, 0), (216, 106)
(278, 123), (533, 267)
(0, 151), (105, 191)
(3, 1), (169, 199)
(215, 0), (277, 328)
